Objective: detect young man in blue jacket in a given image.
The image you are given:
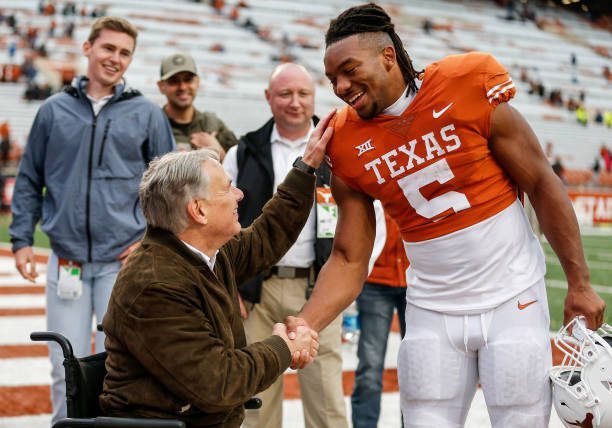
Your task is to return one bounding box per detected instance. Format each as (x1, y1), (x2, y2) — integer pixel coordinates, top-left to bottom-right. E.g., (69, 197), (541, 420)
(9, 16), (175, 424)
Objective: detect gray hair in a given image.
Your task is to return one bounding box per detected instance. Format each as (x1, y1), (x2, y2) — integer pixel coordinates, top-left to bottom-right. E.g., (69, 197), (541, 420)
(139, 149), (220, 234)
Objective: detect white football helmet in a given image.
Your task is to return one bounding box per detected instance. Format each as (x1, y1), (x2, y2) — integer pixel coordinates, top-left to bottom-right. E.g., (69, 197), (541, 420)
(550, 316), (612, 428)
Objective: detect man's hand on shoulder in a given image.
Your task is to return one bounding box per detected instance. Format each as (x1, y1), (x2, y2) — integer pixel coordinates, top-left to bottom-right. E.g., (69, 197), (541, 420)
(14, 246), (38, 282)
(301, 109), (336, 169)
(117, 241), (141, 265)
(190, 131), (226, 160)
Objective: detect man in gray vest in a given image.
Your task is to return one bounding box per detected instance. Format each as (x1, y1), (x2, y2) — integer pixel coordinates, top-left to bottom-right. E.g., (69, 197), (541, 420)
(223, 63), (347, 428)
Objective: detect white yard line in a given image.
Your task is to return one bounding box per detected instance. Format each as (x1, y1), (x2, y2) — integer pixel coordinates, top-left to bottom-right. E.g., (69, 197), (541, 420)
(597, 252), (612, 260)
(0, 415), (52, 428)
(0, 357), (51, 386)
(545, 255), (612, 271)
(0, 275), (47, 286)
(0, 295), (45, 308)
(546, 279), (612, 294)
(0, 316), (46, 345)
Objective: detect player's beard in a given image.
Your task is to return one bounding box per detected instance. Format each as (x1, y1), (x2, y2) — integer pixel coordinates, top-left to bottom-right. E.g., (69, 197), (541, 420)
(356, 100), (380, 120)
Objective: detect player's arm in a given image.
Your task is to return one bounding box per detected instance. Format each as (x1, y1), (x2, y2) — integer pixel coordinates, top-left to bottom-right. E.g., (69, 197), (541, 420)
(488, 102), (605, 329)
(296, 174), (375, 332)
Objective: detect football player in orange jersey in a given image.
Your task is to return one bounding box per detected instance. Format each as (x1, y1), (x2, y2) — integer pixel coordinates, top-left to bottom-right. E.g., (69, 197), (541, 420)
(286, 3), (606, 427)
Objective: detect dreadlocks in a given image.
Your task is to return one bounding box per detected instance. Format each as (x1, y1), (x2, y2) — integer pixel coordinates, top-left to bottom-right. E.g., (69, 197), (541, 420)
(325, 3), (421, 95)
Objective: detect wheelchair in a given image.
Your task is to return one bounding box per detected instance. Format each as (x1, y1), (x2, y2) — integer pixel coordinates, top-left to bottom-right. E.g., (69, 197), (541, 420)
(31, 329), (262, 428)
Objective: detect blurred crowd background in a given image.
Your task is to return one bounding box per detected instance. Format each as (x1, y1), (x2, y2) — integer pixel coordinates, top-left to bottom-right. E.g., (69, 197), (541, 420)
(0, 0), (609, 214)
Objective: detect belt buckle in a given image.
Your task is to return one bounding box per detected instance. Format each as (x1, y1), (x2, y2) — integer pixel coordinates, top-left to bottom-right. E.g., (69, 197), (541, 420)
(276, 266), (295, 278)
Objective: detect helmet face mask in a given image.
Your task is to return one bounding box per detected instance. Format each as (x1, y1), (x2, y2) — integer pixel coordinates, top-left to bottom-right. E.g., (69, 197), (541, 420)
(550, 316), (612, 428)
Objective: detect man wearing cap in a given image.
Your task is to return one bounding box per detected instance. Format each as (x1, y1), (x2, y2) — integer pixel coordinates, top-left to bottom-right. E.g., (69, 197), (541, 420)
(158, 52), (237, 157)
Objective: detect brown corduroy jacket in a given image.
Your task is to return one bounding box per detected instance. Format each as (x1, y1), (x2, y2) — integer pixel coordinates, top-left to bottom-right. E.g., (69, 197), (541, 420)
(99, 168), (315, 427)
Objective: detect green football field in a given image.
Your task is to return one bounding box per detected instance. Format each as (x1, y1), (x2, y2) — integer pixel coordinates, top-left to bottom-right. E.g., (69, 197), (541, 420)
(0, 214), (49, 248)
(544, 233), (612, 331)
(0, 214), (609, 331)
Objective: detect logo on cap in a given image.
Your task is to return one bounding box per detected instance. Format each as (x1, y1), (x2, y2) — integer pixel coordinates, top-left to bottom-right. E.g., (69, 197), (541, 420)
(160, 53), (198, 80)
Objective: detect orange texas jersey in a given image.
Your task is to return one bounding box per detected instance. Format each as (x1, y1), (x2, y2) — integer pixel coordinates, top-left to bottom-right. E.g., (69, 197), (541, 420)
(327, 52), (519, 242)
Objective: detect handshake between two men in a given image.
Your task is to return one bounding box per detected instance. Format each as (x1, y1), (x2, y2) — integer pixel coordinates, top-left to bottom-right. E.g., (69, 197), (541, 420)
(273, 322), (319, 369)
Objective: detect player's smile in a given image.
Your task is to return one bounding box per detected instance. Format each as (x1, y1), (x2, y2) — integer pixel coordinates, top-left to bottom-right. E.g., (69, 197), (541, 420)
(347, 90), (365, 107)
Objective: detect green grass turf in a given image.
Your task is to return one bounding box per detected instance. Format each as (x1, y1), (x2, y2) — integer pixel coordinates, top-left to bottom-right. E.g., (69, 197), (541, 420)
(0, 213), (50, 249)
(543, 234), (612, 331)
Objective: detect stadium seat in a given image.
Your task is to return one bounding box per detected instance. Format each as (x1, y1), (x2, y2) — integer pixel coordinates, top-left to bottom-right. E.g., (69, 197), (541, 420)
(562, 168), (593, 186)
(598, 171), (612, 187)
(30, 331), (262, 428)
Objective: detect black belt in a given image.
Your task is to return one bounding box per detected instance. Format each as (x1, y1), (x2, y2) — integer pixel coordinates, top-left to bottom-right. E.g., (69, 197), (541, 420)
(270, 266), (311, 279)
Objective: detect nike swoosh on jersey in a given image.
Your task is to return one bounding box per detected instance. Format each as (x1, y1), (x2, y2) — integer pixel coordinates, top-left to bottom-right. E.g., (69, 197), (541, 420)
(517, 299), (537, 310)
(432, 102), (454, 119)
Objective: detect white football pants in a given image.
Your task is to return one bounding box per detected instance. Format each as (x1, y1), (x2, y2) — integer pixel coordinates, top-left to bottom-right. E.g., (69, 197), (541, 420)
(398, 279), (552, 428)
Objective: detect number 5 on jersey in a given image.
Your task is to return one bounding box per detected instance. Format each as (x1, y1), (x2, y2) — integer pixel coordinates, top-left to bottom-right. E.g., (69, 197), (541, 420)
(397, 158), (471, 221)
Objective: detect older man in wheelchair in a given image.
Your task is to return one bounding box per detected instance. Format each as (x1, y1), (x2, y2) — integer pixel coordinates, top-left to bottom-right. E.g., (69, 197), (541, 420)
(32, 121), (333, 428)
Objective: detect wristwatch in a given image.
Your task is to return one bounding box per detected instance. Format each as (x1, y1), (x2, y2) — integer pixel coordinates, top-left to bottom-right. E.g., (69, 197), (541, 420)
(292, 156), (316, 174)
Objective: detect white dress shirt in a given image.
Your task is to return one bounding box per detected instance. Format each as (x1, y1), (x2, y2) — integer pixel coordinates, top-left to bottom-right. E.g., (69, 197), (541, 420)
(223, 122), (316, 268)
(181, 240), (218, 272)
